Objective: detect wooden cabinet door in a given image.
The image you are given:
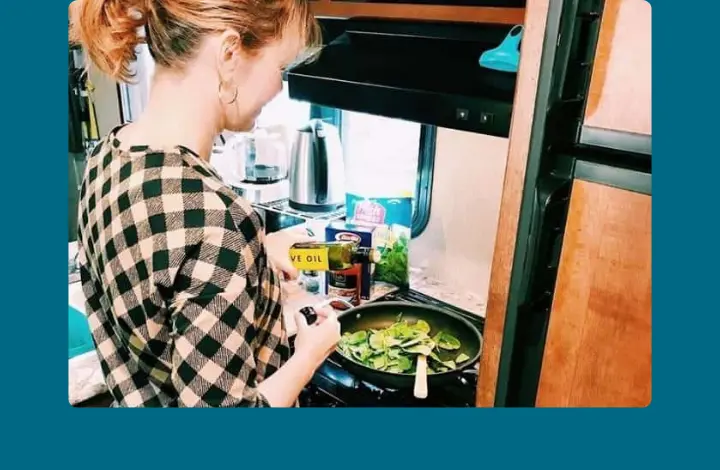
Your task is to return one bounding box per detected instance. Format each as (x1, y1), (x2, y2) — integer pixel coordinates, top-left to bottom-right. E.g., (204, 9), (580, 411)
(475, 0), (552, 407)
(581, 0), (651, 152)
(535, 179), (651, 407)
(310, 0), (525, 24)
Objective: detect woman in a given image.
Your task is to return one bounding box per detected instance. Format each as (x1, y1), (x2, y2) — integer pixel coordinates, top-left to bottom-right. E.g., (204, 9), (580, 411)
(69, 0), (340, 407)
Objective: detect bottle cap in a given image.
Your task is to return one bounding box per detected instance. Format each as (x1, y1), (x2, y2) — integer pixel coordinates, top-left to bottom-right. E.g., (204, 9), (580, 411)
(299, 307), (317, 326)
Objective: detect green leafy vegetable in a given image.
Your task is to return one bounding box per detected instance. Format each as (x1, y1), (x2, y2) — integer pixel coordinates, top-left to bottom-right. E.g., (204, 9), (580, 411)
(368, 332), (385, 350)
(403, 344), (433, 356)
(349, 343), (372, 362)
(456, 353), (470, 363)
(374, 234), (410, 286)
(392, 355), (412, 373)
(337, 315), (471, 375)
(414, 319), (431, 334)
(345, 331), (368, 345)
(372, 355), (387, 370)
(433, 331), (462, 351)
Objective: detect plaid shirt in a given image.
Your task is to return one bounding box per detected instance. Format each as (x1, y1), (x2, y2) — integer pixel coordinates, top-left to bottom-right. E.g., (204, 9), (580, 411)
(76, 127), (290, 407)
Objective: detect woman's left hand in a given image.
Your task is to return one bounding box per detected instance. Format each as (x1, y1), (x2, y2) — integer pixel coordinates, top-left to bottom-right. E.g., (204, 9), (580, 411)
(264, 230), (313, 281)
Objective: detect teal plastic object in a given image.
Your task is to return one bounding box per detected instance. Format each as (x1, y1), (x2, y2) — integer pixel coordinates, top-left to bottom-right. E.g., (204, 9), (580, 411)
(479, 25), (523, 73)
(68, 305), (95, 359)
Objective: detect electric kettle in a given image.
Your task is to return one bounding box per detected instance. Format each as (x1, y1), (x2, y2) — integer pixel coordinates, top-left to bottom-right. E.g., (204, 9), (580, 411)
(289, 119), (345, 212)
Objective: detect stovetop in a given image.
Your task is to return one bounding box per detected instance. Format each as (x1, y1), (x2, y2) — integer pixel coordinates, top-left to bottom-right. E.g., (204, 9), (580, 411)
(295, 289), (485, 407)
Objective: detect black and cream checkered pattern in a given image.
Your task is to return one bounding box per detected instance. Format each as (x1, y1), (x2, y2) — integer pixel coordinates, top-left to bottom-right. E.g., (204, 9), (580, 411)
(76, 126), (289, 407)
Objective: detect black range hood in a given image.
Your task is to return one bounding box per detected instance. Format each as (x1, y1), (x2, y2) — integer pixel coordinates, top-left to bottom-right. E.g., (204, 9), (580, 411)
(287, 19), (519, 137)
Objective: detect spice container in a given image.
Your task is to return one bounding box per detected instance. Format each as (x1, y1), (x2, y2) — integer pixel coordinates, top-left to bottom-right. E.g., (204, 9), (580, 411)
(298, 270), (320, 294)
(327, 265), (361, 307)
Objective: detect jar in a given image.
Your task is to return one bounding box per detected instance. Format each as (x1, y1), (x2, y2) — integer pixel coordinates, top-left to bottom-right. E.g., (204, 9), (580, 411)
(299, 270), (320, 294)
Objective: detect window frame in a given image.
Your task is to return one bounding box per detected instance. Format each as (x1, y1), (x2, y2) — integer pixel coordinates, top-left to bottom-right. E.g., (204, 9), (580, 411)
(314, 104), (436, 238)
(413, 125), (436, 237)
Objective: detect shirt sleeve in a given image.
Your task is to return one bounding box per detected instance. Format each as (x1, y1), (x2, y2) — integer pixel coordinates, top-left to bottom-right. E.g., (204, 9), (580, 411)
(168, 220), (272, 408)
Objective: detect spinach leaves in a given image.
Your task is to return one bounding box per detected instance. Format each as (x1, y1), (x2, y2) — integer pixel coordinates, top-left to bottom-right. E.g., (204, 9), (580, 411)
(374, 234), (410, 286)
(337, 315), (471, 375)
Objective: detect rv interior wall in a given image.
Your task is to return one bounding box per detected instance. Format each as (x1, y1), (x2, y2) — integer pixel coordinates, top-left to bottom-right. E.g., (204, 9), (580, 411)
(86, 43), (155, 135)
(87, 67), (122, 136)
(411, 128), (509, 317)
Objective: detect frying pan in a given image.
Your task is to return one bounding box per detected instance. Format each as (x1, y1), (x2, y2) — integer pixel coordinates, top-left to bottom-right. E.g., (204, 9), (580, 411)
(303, 298), (483, 391)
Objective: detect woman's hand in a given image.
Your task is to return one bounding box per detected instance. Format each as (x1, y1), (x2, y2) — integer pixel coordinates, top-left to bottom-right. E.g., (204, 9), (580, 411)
(309, 307), (335, 325)
(257, 306), (340, 407)
(264, 230), (312, 281)
(293, 307), (341, 368)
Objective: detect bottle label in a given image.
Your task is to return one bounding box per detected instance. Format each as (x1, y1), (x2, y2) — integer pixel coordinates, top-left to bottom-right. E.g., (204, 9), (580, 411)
(289, 248), (330, 271)
(328, 269), (360, 306)
(328, 271), (358, 289)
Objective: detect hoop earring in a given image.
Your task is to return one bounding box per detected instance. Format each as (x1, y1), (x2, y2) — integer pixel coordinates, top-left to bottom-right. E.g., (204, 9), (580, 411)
(218, 81), (238, 105)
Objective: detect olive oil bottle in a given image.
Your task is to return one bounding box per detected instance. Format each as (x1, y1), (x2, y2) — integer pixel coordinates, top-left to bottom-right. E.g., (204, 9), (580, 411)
(289, 241), (380, 271)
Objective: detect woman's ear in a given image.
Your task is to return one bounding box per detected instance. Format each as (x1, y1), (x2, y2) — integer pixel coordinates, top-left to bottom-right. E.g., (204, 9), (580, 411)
(216, 29), (242, 83)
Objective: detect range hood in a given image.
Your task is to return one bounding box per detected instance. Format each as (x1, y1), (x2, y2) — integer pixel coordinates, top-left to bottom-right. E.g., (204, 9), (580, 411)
(287, 19), (519, 137)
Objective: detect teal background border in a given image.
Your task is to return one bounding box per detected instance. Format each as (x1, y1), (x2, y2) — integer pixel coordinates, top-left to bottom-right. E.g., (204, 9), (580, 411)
(0, 0), (715, 466)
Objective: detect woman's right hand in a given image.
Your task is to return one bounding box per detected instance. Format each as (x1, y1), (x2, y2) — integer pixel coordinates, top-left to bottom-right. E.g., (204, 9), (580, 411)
(293, 307), (341, 368)
(255, 307), (340, 407)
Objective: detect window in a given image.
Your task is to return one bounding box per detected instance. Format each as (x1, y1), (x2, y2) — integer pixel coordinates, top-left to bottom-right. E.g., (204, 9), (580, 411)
(255, 82), (310, 133)
(341, 111), (420, 197)
(337, 111), (436, 237)
(251, 82), (436, 237)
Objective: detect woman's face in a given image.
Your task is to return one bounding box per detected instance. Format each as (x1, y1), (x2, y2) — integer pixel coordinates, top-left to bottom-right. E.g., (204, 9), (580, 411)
(220, 30), (303, 132)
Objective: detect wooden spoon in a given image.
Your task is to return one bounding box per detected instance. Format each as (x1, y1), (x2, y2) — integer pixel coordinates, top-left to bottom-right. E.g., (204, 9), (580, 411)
(414, 355), (428, 399)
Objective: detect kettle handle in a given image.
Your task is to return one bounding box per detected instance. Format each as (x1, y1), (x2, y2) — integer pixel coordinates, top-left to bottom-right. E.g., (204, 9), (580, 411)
(313, 120), (331, 204)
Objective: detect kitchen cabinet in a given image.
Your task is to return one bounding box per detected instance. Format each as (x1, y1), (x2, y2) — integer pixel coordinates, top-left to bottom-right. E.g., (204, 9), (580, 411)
(475, 0), (550, 408)
(476, 0), (652, 407)
(581, 0), (651, 153)
(535, 178), (651, 407)
(310, 0), (525, 24)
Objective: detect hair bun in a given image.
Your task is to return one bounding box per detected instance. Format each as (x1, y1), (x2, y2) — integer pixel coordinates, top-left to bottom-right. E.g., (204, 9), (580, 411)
(69, 0), (148, 83)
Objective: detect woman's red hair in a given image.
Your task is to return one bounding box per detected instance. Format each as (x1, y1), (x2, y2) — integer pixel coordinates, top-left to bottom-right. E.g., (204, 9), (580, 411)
(69, 0), (320, 83)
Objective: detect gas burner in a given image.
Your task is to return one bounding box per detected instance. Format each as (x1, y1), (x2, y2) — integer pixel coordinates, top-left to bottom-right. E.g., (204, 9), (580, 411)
(296, 289), (484, 407)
